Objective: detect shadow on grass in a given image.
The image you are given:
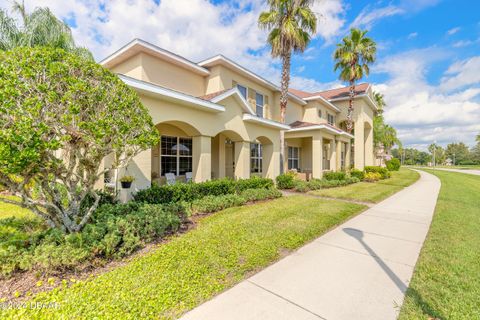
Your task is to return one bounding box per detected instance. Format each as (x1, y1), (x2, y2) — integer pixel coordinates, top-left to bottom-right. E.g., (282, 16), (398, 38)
(343, 227), (445, 320)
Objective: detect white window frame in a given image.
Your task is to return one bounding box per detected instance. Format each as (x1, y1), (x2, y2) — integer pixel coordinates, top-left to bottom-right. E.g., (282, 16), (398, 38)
(250, 143), (262, 174)
(160, 135), (193, 176)
(255, 92), (264, 118)
(237, 84), (247, 100)
(327, 113), (335, 125)
(288, 146), (301, 171)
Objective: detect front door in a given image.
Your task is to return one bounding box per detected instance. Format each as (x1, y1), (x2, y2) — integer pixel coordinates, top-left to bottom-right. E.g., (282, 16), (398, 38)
(225, 140), (235, 178)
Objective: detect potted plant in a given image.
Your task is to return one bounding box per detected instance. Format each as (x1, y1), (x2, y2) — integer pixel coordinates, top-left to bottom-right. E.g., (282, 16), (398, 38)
(120, 175), (135, 189)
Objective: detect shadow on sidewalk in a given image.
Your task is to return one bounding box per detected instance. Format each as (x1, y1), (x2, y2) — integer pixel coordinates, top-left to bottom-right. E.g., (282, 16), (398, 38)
(343, 227), (445, 320)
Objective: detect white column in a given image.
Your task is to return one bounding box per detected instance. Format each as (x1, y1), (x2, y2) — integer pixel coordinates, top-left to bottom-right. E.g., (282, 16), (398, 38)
(193, 135), (211, 182)
(330, 139), (337, 171)
(312, 134), (323, 179)
(364, 125), (374, 166)
(234, 141), (250, 179)
(336, 140), (343, 171)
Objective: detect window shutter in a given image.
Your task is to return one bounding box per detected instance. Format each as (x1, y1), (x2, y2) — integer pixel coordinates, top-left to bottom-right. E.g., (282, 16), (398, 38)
(248, 87), (256, 110)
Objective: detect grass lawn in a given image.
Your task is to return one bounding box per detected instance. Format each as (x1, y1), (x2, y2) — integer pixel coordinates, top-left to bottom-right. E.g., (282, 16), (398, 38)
(399, 170), (480, 319)
(308, 168), (420, 203)
(0, 196), (34, 219)
(2, 196), (365, 319)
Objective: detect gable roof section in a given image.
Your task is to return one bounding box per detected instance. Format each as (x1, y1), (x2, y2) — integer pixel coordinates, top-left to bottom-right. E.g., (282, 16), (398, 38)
(119, 74), (224, 113)
(198, 55), (307, 106)
(202, 88), (256, 115)
(100, 39), (210, 76)
(289, 121), (354, 138)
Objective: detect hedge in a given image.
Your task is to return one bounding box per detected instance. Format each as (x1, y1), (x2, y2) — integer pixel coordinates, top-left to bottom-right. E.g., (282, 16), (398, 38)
(134, 176), (274, 204)
(323, 171), (347, 181)
(350, 169), (365, 180)
(293, 177), (359, 193)
(276, 172), (296, 189)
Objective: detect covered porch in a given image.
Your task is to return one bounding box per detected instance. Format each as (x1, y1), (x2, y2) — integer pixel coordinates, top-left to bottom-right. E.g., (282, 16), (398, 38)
(285, 123), (352, 179)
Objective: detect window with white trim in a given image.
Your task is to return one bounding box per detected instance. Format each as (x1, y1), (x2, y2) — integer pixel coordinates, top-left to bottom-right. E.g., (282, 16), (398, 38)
(161, 136), (192, 176)
(250, 143), (262, 174)
(255, 93), (264, 118)
(237, 84), (247, 99)
(327, 113), (335, 125)
(288, 146), (300, 170)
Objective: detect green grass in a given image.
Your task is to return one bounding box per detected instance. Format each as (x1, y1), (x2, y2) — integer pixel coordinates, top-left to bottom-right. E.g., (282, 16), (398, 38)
(308, 168), (420, 203)
(0, 196), (34, 219)
(2, 196), (365, 320)
(399, 170), (480, 320)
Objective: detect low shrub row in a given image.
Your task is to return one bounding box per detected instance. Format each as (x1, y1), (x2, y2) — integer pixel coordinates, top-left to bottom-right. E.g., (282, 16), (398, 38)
(275, 172), (296, 189)
(365, 166), (391, 179)
(323, 171), (347, 181)
(293, 177), (360, 193)
(0, 202), (185, 278)
(190, 188), (283, 214)
(134, 176), (274, 204)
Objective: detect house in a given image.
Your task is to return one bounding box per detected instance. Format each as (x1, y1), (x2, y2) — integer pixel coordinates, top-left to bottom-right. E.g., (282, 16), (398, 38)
(99, 39), (377, 191)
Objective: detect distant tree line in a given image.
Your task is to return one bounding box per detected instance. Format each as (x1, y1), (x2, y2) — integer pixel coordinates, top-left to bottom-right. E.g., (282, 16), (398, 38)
(392, 134), (480, 166)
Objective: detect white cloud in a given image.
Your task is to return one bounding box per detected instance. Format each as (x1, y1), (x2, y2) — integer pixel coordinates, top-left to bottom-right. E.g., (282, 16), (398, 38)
(350, 5), (404, 29)
(0, 0), (346, 90)
(440, 56), (480, 92)
(447, 27), (461, 36)
(374, 49), (480, 150)
(407, 32), (418, 39)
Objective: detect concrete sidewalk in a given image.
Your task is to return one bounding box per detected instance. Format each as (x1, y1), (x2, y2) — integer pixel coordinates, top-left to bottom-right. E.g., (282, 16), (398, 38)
(180, 170), (441, 320)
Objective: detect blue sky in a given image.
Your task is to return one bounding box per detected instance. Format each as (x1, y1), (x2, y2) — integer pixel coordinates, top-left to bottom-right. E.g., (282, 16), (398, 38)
(2, 0), (479, 150)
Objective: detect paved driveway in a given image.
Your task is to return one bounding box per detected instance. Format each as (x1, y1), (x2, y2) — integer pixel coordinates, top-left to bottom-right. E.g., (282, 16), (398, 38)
(181, 170), (441, 320)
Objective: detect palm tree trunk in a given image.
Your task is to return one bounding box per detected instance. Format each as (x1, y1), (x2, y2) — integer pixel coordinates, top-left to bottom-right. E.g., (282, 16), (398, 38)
(347, 80), (355, 133)
(279, 52), (291, 174)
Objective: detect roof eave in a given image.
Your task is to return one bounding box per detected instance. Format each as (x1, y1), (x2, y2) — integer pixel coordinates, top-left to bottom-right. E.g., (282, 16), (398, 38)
(242, 114), (291, 130)
(119, 75), (225, 113)
(101, 39), (211, 76)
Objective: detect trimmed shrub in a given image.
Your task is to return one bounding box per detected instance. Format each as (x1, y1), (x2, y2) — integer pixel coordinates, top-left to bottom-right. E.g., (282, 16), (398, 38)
(134, 177), (273, 204)
(235, 176), (274, 192)
(364, 172), (381, 182)
(350, 169), (365, 180)
(240, 188), (282, 202)
(0, 202), (184, 277)
(292, 176), (359, 193)
(386, 158), (401, 171)
(293, 180), (310, 192)
(365, 166), (391, 179)
(323, 171), (347, 181)
(191, 194), (246, 214)
(276, 172), (296, 189)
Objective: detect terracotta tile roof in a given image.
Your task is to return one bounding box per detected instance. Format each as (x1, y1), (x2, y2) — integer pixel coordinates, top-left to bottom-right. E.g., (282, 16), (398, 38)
(289, 83), (370, 101)
(288, 88), (313, 99)
(289, 120), (317, 128)
(317, 83), (369, 100)
(198, 89), (229, 101)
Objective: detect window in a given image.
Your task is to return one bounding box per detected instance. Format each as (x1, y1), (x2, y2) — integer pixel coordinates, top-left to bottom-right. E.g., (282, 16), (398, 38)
(327, 113), (335, 125)
(255, 93), (264, 118)
(318, 109), (322, 118)
(161, 136), (192, 176)
(250, 143), (262, 174)
(237, 84), (247, 99)
(288, 147), (300, 170)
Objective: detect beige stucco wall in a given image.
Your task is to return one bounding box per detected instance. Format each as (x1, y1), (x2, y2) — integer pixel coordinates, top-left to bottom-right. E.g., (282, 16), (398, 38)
(110, 53), (143, 79)
(119, 93), (281, 189)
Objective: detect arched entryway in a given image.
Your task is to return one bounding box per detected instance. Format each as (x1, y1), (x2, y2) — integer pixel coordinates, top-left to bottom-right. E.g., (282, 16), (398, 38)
(211, 130), (244, 179)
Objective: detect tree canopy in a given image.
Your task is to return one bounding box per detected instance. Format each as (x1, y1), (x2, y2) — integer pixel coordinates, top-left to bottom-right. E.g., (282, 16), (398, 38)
(0, 47), (159, 232)
(333, 28), (376, 132)
(0, 1), (92, 59)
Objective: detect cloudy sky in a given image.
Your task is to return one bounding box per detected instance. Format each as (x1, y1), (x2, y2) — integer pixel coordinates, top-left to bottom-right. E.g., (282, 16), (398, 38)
(1, 0), (479, 150)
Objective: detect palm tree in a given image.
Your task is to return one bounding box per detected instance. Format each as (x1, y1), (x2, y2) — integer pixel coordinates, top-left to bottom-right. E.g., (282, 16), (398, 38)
(0, 1), (92, 59)
(476, 133), (480, 143)
(373, 91), (385, 112)
(334, 28), (376, 133)
(258, 0), (317, 172)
